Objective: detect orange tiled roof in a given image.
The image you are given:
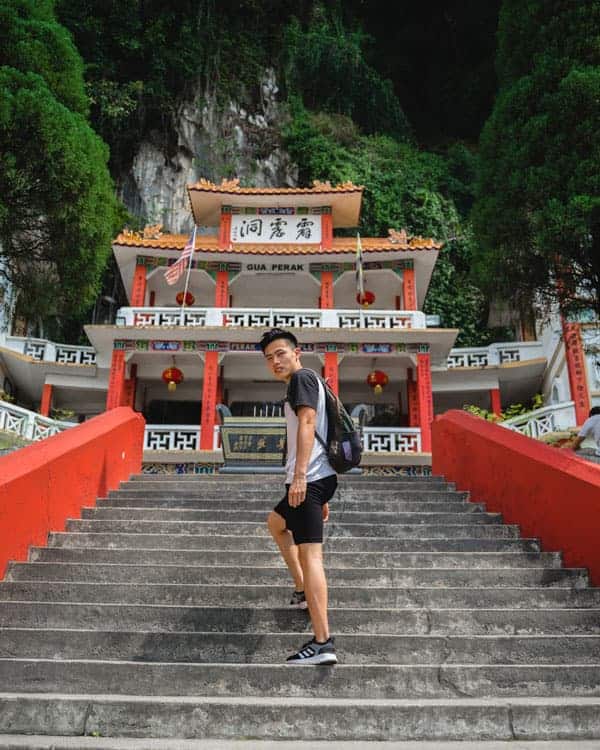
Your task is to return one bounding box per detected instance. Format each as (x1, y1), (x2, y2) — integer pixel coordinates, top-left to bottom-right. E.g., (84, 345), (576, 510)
(114, 233), (442, 254)
(187, 178), (363, 195)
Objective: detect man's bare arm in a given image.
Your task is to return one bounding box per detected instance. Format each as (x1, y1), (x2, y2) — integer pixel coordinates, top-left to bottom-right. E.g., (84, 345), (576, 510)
(568, 435), (585, 451)
(288, 405), (317, 507)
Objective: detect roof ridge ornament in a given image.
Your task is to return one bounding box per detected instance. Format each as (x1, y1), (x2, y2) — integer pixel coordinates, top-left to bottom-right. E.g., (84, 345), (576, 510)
(312, 179), (332, 189)
(142, 223), (163, 240)
(219, 177), (240, 190)
(388, 228), (410, 244)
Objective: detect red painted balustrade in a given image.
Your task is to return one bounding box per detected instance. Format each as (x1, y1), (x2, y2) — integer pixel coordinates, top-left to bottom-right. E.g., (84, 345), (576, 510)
(0, 407), (145, 577)
(433, 410), (600, 585)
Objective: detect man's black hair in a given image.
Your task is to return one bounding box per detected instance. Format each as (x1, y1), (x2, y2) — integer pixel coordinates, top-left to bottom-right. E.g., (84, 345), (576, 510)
(589, 406), (600, 417)
(259, 328), (299, 353)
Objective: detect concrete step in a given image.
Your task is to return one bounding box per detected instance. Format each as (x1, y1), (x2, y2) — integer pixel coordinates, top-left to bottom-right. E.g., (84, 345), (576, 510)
(4, 740), (596, 750)
(1, 694), (600, 740)
(2, 581), (599, 608)
(48, 531), (540, 553)
(0, 741), (598, 750)
(7, 562), (585, 587)
(99, 497), (477, 512)
(3, 602), (600, 636)
(110, 489), (467, 502)
(81, 507), (502, 526)
(124, 482), (456, 494)
(2, 630), (600, 665)
(127, 474), (451, 486)
(30, 547), (562, 569)
(64, 519), (522, 539)
(3, 659), (600, 700)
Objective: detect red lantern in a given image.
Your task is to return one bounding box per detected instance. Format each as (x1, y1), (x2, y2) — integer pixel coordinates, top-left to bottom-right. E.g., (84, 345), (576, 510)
(356, 290), (375, 308)
(176, 291), (195, 306)
(366, 370), (389, 396)
(162, 366), (184, 392)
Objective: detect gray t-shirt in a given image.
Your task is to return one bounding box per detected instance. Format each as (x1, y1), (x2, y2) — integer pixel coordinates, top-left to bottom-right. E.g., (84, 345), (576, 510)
(284, 368), (335, 484)
(578, 414), (600, 451)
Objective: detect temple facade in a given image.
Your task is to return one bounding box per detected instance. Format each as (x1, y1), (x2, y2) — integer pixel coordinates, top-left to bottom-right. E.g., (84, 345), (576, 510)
(0, 179), (597, 470)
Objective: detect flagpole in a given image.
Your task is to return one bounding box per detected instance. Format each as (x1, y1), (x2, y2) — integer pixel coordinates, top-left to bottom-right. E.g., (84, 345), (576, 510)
(180, 225), (197, 325)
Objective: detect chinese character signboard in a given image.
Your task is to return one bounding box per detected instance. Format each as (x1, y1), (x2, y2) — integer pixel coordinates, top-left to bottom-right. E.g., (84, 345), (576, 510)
(231, 210), (322, 244)
(220, 419), (286, 468)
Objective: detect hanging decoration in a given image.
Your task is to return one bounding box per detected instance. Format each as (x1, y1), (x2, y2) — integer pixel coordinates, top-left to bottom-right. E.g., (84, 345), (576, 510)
(356, 290), (375, 308)
(366, 370), (389, 396)
(176, 291), (195, 306)
(162, 366), (184, 392)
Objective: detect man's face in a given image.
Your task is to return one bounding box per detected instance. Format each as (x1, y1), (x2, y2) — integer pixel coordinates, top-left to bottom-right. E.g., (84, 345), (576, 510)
(263, 338), (301, 382)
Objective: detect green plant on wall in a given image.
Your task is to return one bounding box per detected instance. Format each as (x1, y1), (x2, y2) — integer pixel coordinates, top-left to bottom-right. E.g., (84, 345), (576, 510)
(463, 393), (544, 423)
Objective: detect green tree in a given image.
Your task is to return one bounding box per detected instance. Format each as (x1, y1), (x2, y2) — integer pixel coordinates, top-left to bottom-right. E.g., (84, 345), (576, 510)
(283, 6), (411, 139)
(472, 0), (600, 319)
(284, 105), (491, 345)
(0, 1), (120, 336)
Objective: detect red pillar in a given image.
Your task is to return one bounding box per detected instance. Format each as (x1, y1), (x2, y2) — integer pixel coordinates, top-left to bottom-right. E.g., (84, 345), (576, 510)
(200, 351), (219, 450)
(490, 387), (502, 417)
(407, 368), (419, 427)
(403, 267), (417, 310)
(216, 365), (224, 406)
(323, 352), (339, 396)
(321, 213), (333, 249)
(562, 319), (591, 425)
(219, 213), (232, 250)
(122, 364), (138, 410)
(130, 264), (147, 306)
(320, 271), (334, 309)
(40, 384), (53, 417)
(106, 350), (126, 410)
(416, 353), (433, 452)
(215, 271), (229, 307)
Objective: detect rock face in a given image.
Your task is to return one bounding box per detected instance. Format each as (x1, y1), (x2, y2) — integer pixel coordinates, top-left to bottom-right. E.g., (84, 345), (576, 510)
(120, 69), (298, 235)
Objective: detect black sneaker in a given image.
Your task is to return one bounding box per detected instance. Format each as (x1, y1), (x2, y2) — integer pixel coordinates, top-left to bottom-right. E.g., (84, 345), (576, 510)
(289, 590), (308, 610)
(286, 637), (337, 665)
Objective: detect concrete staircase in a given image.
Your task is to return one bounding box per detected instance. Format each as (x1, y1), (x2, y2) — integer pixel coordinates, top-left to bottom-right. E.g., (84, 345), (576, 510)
(1, 473), (600, 745)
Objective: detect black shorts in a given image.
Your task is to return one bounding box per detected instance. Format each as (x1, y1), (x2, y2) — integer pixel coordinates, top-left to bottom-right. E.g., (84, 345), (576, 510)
(273, 474), (338, 545)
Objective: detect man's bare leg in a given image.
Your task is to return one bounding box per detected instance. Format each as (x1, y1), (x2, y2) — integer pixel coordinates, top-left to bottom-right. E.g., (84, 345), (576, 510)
(267, 511), (304, 591)
(298, 542), (329, 642)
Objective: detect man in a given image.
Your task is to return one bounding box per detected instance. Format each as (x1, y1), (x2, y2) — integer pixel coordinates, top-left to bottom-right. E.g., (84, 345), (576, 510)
(260, 327), (338, 665)
(567, 406), (600, 456)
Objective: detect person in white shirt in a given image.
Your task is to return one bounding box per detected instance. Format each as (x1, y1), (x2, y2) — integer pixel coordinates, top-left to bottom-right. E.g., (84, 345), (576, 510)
(260, 328), (338, 666)
(568, 407), (600, 456)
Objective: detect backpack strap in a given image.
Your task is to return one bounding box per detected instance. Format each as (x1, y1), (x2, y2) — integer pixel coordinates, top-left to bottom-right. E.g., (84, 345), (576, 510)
(314, 376), (329, 452)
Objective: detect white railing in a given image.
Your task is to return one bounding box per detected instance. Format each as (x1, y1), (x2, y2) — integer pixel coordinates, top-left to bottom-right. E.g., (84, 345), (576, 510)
(144, 424), (220, 452)
(0, 399), (75, 442)
(116, 306), (427, 330)
(143, 423), (421, 454)
(447, 342), (544, 369)
(1, 335), (96, 365)
(362, 427), (422, 453)
(502, 401), (576, 438)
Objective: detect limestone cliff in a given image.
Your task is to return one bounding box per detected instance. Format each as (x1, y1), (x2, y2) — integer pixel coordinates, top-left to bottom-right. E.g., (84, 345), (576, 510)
(118, 70), (298, 234)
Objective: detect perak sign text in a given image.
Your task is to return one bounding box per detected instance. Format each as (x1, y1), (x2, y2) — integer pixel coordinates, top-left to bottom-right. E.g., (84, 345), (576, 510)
(243, 261), (306, 274)
(231, 208), (322, 244)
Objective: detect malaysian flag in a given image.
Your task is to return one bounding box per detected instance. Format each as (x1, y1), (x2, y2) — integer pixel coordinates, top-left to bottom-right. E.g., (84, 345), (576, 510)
(164, 227), (197, 285)
(355, 232), (364, 297)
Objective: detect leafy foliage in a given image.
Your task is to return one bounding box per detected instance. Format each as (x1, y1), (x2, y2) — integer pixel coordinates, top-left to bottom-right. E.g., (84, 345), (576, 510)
(464, 393), (543, 423)
(0, 0), (120, 336)
(282, 7), (410, 139)
(472, 0), (600, 319)
(1, 0), (88, 114)
(284, 105), (492, 345)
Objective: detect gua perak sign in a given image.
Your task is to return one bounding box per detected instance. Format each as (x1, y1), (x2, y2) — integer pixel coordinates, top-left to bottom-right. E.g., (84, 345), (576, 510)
(230, 208), (322, 244)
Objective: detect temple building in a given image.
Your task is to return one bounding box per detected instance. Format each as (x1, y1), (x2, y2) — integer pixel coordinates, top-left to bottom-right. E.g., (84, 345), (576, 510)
(0, 179), (597, 470)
